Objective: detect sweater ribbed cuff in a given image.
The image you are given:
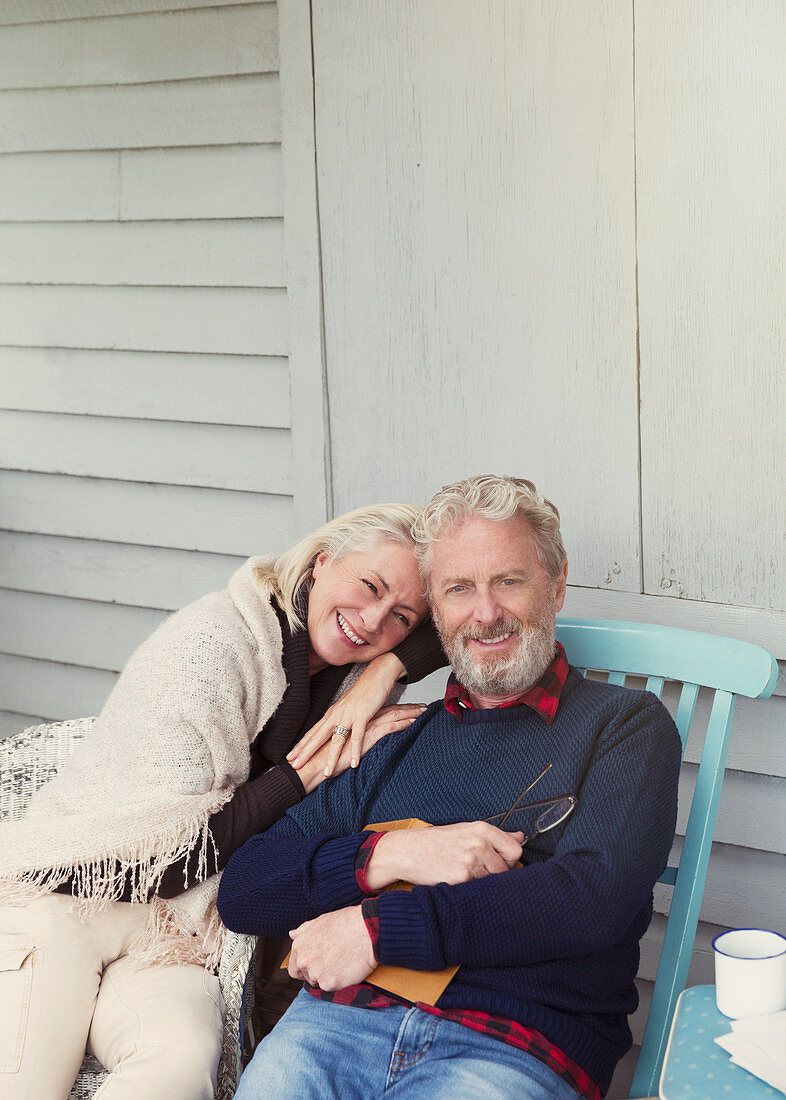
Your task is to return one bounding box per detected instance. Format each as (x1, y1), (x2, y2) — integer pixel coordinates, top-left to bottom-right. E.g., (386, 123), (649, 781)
(377, 889), (441, 970)
(310, 833), (369, 912)
(276, 760), (306, 800)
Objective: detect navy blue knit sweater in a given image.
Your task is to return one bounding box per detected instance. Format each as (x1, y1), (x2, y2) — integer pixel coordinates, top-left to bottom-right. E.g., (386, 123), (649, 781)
(218, 668), (681, 1094)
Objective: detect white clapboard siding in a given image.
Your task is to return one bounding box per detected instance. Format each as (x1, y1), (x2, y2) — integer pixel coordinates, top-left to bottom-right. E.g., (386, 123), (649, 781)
(0, 74), (280, 153)
(656, 838), (785, 931)
(0, 349), (291, 428)
(0, 533), (243, 611)
(0, 411), (292, 494)
(0, 711), (49, 739)
(0, 146), (283, 222)
(0, 5), (300, 751)
(0, 589), (167, 672)
(120, 145), (283, 220)
(0, 152), (120, 221)
(636, 1), (786, 611)
(312, 0), (642, 593)
(677, 765), (786, 855)
(0, 0), (262, 24)
(0, 220), (285, 287)
(0, 286), (288, 355)
(0, 655), (117, 722)
(676, 686), (786, 780)
(1, 471), (295, 556)
(0, 5), (277, 90)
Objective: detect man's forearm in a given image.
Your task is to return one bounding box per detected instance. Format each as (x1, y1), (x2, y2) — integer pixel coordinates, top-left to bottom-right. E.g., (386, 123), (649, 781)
(216, 830), (370, 934)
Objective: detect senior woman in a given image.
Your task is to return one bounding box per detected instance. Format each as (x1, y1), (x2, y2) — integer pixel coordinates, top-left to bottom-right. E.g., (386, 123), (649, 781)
(0, 504), (444, 1100)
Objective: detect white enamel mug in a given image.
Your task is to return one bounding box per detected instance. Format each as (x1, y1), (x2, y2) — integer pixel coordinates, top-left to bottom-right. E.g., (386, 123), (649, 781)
(713, 928), (786, 1019)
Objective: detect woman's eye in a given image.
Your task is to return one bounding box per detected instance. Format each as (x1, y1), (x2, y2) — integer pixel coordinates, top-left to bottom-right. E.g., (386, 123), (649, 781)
(363, 579), (378, 595)
(395, 612), (410, 627)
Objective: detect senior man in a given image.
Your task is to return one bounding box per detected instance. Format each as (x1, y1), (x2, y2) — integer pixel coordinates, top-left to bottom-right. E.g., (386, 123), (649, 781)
(218, 475), (681, 1100)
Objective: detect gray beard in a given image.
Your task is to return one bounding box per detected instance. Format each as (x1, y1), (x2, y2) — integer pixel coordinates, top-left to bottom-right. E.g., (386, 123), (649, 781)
(434, 607), (556, 699)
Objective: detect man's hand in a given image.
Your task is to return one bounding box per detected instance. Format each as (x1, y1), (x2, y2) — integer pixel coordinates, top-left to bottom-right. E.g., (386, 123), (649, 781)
(288, 906), (376, 991)
(365, 822), (525, 891)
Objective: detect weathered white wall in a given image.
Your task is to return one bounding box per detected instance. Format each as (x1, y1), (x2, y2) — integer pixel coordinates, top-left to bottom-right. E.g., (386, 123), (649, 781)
(312, 0), (643, 594)
(0, 0), (303, 734)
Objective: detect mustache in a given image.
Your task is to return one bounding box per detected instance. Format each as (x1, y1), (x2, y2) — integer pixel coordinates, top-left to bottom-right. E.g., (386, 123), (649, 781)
(456, 618), (524, 644)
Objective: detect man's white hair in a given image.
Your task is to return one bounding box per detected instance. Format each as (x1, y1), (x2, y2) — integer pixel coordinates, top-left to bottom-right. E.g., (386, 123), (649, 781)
(412, 474), (566, 593)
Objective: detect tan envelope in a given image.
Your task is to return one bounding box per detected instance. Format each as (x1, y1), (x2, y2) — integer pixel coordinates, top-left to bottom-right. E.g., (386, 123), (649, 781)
(282, 817), (458, 1006)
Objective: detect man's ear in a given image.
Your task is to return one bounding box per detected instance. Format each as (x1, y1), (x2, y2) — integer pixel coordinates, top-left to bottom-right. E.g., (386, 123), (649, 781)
(553, 560), (568, 613)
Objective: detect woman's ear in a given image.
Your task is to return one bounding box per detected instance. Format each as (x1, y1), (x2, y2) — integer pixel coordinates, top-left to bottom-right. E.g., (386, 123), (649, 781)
(312, 551), (329, 579)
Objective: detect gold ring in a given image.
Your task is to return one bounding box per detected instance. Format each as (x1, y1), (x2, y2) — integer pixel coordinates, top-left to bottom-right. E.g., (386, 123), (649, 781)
(332, 725), (351, 739)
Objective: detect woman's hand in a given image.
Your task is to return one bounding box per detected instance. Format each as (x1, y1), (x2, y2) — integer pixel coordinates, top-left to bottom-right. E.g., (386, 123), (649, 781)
(293, 703), (427, 792)
(287, 652), (418, 775)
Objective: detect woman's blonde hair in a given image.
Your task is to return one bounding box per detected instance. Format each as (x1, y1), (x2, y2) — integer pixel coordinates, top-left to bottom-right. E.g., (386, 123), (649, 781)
(412, 474), (566, 592)
(255, 502), (423, 631)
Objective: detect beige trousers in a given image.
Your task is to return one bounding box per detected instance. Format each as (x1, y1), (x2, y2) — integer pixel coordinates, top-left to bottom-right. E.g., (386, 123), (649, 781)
(0, 893), (224, 1100)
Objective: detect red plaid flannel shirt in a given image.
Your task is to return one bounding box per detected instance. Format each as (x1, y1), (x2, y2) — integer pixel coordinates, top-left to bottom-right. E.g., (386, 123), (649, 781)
(307, 644), (599, 1098)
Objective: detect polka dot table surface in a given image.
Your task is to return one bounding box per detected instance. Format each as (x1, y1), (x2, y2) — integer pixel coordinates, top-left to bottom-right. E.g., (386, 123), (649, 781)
(660, 985), (781, 1098)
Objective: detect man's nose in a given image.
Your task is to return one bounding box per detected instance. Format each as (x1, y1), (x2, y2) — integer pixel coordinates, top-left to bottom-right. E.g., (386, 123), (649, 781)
(472, 588), (504, 624)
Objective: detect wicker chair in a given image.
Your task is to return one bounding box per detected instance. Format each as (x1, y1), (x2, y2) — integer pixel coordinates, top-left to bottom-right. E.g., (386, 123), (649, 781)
(0, 718), (257, 1100)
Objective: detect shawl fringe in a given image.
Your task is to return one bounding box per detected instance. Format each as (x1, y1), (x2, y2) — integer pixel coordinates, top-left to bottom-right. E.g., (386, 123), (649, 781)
(130, 896), (225, 971)
(0, 816), (219, 915)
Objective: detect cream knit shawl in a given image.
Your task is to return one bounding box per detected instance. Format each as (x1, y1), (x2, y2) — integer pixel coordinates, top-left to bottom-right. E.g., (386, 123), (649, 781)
(0, 557), (350, 969)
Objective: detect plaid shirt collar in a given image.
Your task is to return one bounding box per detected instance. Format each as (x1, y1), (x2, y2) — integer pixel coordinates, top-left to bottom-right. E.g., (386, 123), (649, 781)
(443, 641), (569, 725)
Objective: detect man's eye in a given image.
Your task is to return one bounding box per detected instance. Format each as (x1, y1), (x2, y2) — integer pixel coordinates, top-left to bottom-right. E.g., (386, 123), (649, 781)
(363, 579), (378, 595)
(448, 585), (466, 594)
(500, 578), (517, 586)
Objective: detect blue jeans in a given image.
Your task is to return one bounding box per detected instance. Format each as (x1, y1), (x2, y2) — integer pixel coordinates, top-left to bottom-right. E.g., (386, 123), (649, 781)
(236, 989), (579, 1099)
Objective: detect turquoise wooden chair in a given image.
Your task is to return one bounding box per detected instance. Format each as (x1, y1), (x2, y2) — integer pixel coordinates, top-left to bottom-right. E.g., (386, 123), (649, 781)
(554, 619), (778, 1099)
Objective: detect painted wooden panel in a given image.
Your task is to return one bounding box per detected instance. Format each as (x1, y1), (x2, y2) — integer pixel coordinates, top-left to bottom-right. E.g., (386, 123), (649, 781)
(0, 5), (277, 90)
(0, 220), (285, 287)
(312, 0), (641, 591)
(0, 589), (167, 672)
(0, 411), (292, 493)
(0, 286), (288, 355)
(0, 533), (242, 611)
(0, 471), (295, 555)
(636, 1), (786, 611)
(0, 0), (263, 24)
(119, 145), (283, 220)
(0, 655), (117, 722)
(0, 348), (290, 428)
(0, 74), (280, 152)
(0, 147), (282, 221)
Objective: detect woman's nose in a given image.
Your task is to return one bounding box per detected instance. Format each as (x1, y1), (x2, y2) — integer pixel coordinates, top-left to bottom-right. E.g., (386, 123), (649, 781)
(358, 602), (387, 633)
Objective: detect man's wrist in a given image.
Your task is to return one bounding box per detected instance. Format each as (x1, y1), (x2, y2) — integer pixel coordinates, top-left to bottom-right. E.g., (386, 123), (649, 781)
(364, 831), (401, 891)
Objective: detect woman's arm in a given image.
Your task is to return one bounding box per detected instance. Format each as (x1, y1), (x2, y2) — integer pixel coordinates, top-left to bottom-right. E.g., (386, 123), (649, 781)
(287, 619), (446, 776)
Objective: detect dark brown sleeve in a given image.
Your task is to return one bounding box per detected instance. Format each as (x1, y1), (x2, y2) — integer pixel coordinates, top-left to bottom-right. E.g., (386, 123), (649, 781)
(391, 616), (447, 683)
(57, 763), (307, 902)
(155, 763), (306, 898)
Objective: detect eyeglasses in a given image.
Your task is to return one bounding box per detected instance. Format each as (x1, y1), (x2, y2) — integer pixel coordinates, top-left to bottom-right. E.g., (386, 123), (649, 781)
(485, 763), (576, 843)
